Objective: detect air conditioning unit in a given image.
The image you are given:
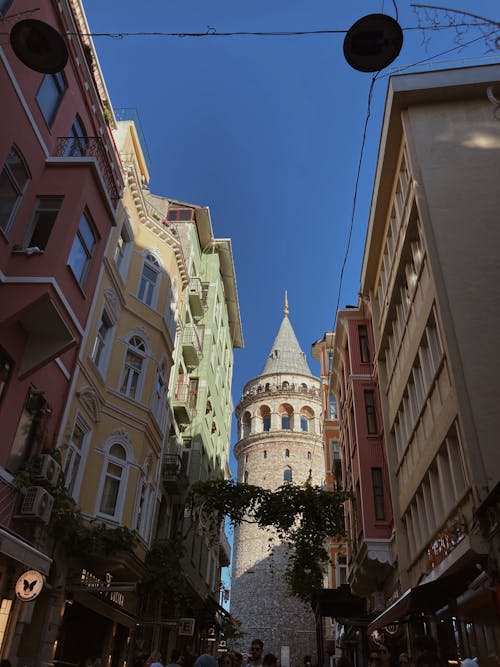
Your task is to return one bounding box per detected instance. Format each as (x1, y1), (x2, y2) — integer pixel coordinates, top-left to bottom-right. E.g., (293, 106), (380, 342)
(21, 486), (54, 524)
(35, 454), (61, 487)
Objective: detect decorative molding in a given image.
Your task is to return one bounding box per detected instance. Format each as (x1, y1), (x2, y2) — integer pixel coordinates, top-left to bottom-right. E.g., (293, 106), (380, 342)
(77, 386), (101, 422)
(103, 287), (121, 320)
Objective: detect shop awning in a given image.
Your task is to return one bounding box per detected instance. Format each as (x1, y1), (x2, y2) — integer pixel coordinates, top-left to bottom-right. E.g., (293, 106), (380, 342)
(311, 585), (367, 619)
(368, 571), (468, 633)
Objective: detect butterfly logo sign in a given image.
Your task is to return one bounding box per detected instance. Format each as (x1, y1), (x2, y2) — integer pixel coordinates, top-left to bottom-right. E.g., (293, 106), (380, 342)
(15, 570), (45, 601)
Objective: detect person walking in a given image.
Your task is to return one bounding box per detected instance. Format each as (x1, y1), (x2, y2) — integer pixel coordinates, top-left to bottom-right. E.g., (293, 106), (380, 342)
(148, 650), (164, 667)
(248, 640), (264, 667)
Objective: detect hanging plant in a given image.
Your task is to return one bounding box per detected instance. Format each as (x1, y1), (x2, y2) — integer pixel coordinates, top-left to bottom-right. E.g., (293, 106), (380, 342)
(187, 479), (350, 602)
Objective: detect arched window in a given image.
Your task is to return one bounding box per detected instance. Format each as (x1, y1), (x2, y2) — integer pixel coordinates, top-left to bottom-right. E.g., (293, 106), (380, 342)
(307, 451), (312, 461)
(64, 115), (88, 157)
(138, 253), (161, 307)
(243, 470), (249, 484)
(259, 405), (271, 432)
(98, 443), (127, 518)
(285, 449), (290, 458)
(282, 414), (291, 430)
(300, 416), (309, 432)
(301, 383), (308, 392)
(284, 467), (292, 483)
(263, 450), (267, 459)
(279, 403), (293, 430)
(120, 336), (146, 400)
(282, 381), (289, 390)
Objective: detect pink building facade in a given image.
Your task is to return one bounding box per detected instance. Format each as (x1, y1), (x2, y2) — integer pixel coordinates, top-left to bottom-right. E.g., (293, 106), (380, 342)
(331, 307), (395, 616)
(0, 0), (123, 661)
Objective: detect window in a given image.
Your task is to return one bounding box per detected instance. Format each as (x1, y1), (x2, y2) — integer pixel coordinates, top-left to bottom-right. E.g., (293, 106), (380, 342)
(364, 391), (378, 434)
(281, 414), (291, 430)
(284, 449), (290, 458)
(91, 309), (113, 372)
(36, 71), (67, 126)
(0, 346), (13, 403)
(64, 418), (89, 496)
(263, 450), (267, 459)
(336, 554), (348, 586)
(358, 325), (371, 363)
(327, 350), (334, 372)
(307, 451), (312, 460)
(114, 222), (133, 278)
(328, 393), (338, 419)
(63, 116), (88, 157)
(243, 471), (248, 484)
(242, 412), (251, 438)
(68, 212), (96, 285)
(120, 336), (146, 400)
(138, 253), (160, 307)
(22, 197), (62, 250)
(99, 443), (127, 517)
(0, 0), (14, 17)
(284, 467), (292, 482)
(300, 416), (309, 432)
(371, 468), (386, 520)
(7, 389), (47, 473)
(167, 208), (194, 222)
(0, 146), (30, 234)
(152, 362), (167, 426)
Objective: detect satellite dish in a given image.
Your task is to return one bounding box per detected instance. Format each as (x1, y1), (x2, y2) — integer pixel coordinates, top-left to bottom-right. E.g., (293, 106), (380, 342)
(10, 19), (68, 74)
(343, 13), (403, 73)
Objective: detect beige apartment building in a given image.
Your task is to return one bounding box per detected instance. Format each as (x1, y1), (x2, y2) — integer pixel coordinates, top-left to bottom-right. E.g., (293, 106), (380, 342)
(360, 64), (500, 663)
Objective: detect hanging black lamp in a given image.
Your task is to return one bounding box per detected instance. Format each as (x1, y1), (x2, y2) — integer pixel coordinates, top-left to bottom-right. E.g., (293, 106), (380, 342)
(10, 19), (68, 74)
(343, 13), (403, 73)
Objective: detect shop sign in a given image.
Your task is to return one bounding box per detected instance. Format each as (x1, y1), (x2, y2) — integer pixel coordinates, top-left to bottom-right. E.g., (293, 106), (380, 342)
(80, 568), (125, 607)
(427, 515), (467, 570)
(178, 617), (195, 636)
(15, 570), (45, 602)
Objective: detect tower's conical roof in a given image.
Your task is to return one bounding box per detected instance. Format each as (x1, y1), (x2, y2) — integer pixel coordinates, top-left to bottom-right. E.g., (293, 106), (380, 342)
(261, 314), (312, 376)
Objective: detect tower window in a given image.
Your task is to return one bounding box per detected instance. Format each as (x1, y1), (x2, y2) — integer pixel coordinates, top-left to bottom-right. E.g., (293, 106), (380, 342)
(281, 414), (290, 430)
(284, 449), (290, 458)
(284, 468), (292, 483)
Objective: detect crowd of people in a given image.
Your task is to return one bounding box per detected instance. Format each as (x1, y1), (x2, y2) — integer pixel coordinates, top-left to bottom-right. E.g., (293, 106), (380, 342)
(131, 634), (479, 667)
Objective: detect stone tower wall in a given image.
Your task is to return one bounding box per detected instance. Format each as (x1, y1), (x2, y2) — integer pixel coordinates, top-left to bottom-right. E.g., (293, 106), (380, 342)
(231, 372), (323, 666)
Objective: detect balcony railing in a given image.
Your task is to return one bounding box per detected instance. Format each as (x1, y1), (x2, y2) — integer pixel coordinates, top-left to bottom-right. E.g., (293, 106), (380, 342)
(54, 136), (120, 206)
(182, 324), (204, 366)
(172, 382), (197, 423)
(162, 455), (188, 495)
(188, 277), (208, 318)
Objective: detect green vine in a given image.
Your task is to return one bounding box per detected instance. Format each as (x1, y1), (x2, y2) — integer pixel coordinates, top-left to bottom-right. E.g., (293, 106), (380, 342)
(14, 452), (136, 557)
(187, 480), (350, 602)
(141, 538), (188, 604)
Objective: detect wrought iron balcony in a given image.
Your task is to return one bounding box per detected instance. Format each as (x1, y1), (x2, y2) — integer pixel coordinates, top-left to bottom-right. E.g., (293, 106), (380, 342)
(182, 324), (204, 367)
(54, 136), (120, 206)
(162, 455), (188, 495)
(172, 382), (197, 424)
(188, 277), (208, 318)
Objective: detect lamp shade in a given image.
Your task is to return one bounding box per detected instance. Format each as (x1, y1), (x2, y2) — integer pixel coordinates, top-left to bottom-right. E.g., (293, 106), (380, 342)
(343, 13), (403, 73)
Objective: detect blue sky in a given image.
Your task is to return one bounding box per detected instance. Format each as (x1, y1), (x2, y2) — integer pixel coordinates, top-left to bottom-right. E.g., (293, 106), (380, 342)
(84, 0), (500, 466)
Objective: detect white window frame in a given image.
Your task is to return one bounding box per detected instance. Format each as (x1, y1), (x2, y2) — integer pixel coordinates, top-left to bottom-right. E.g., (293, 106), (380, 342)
(120, 335), (147, 401)
(96, 441), (130, 522)
(114, 214), (134, 280)
(63, 414), (91, 501)
(91, 307), (115, 377)
(137, 251), (161, 308)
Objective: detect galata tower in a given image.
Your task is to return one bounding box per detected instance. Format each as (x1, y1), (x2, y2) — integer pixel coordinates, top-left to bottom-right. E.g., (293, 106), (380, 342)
(231, 296), (324, 667)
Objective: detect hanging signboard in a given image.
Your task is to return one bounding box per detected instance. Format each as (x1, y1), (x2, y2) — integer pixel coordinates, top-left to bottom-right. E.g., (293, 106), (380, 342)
(15, 570), (45, 601)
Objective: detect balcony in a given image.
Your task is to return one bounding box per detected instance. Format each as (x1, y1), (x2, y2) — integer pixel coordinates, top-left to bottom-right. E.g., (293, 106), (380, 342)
(188, 278), (208, 319)
(162, 455), (189, 495)
(54, 136), (120, 207)
(172, 382), (197, 424)
(182, 324), (204, 367)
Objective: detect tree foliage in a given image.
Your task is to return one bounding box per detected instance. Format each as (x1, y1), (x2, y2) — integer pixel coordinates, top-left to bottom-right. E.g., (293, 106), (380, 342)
(187, 479), (349, 602)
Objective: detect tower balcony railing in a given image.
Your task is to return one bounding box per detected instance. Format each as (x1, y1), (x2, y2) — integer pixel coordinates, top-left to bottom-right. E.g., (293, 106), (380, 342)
(54, 136), (120, 206)
(240, 381), (319, 405)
